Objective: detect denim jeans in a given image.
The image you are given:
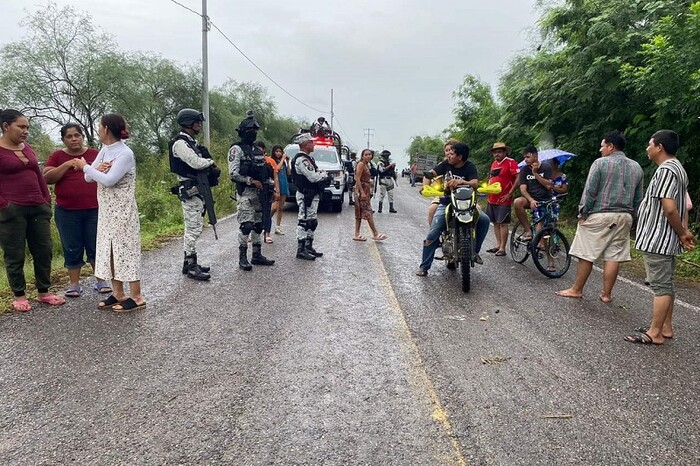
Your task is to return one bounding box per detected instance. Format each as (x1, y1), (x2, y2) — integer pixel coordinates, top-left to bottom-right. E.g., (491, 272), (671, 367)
(419, 204), (490, 271)
(54, 206), (98, 269)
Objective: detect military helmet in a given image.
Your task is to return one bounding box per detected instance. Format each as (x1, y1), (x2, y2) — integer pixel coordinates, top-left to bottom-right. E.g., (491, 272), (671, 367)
(380, 150), (391, 159)
(177, 108), (205, 127)
(237, 110), (261, 132)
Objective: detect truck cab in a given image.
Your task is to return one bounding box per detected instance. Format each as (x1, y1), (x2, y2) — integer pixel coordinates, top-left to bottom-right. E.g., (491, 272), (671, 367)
(284, 136), (347, 212)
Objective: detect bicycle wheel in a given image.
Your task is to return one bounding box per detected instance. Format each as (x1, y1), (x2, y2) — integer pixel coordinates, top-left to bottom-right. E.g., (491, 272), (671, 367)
(509, 221), (530, 264)
(531, 227), (571, 278)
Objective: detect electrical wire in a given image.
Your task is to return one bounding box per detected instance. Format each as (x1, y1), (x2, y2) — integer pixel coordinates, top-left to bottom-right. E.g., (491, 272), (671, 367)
(332, 115), (359, 149)
(168, 0), (330, 115)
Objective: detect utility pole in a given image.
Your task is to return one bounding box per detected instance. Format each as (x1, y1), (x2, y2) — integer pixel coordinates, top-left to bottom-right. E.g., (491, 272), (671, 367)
(330, 88), (334, 134)
(201, 0), (211, 146)
(363, 128), (374, 149)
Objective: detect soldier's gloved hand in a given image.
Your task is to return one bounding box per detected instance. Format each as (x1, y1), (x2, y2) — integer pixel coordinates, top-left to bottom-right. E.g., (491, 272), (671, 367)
(209, 165), (222, 178)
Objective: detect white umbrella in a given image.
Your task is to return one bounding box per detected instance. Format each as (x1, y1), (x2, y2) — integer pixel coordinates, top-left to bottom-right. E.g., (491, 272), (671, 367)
(518, 148), (576, 168)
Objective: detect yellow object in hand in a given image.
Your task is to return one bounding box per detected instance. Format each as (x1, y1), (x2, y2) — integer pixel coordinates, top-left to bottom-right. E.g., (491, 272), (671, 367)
(477, 181), (502, 195)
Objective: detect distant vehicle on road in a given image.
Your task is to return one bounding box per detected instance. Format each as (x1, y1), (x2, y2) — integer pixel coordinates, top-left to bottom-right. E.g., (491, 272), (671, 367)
(415, 153), (439, 180)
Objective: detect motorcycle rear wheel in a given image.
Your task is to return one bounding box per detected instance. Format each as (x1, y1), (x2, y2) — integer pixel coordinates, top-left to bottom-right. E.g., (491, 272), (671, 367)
(460, 225), (472, 293)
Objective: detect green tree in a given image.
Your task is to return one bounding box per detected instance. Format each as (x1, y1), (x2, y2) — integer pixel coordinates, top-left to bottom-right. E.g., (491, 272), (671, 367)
(0, 2), (124, 146)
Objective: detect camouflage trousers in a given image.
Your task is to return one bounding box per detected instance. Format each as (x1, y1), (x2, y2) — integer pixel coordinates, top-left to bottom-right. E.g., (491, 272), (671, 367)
(237, 188), (263, 246)
(379, 178), (395, 203)
(296, 192), (319, 241)
(182, 196), (204, 255)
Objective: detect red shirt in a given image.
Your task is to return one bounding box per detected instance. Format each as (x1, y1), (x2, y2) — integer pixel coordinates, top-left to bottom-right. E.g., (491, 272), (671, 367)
(487, 157), (520, 205)
(45, 148), (99, 210)
(0, 143), (51, 209)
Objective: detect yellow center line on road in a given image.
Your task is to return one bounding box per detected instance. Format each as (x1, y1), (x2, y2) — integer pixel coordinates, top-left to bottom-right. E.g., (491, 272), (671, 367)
(367, 240), (468, 466)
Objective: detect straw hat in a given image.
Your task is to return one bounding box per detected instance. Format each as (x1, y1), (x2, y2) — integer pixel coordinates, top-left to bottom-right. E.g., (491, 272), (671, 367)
(490, 142), (511, 154)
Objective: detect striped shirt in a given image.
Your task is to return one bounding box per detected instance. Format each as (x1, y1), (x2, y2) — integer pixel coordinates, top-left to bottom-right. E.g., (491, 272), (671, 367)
(578, 151), (644, 217)
(635, 158), (689, 256)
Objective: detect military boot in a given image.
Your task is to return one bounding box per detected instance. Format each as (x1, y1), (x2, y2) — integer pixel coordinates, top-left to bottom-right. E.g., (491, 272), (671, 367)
(296, 240), (316, 260)
(251, 244), (275, 266)
(305, 238), (323, 257)
(239, 245), (253, 271)
(183, 254), (211, 281)
(389, 203), (398, 213)
(378, 201), (383, 213)
(181, 253), (211, 274)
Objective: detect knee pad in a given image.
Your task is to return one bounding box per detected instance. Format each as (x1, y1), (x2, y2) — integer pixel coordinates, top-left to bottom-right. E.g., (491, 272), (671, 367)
(240, 222), (254, 235)
(307, 219), (319, 231)
(253, 223), (264, 234)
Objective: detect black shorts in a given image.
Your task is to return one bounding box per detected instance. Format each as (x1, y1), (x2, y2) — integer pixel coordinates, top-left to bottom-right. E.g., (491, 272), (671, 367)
(486, 203), (512, 224)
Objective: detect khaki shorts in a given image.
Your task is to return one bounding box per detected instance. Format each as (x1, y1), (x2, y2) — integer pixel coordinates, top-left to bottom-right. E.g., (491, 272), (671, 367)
(569, 212), (633, 262)
(642, 252), (676, 297)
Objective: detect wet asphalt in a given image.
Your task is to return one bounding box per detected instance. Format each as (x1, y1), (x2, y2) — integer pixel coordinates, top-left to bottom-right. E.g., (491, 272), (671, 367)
(1, 180), (699, 465)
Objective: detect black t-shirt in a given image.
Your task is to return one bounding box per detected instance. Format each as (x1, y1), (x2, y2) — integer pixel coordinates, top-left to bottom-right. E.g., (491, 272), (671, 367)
(433, 159), (478, 197)
(519, 164), (552, 201)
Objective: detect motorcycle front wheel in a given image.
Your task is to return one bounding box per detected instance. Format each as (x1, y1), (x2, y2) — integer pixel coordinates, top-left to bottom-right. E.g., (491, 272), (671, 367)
(460, 224), (472, 293)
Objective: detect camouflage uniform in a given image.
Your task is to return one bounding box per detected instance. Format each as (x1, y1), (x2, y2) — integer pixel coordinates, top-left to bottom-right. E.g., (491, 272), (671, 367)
(294, 152), (326, 242)
(228, 144), (269, 246)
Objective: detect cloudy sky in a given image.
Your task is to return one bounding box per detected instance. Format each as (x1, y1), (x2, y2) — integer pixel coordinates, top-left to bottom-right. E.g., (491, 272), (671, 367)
(2, 0), (541, 166)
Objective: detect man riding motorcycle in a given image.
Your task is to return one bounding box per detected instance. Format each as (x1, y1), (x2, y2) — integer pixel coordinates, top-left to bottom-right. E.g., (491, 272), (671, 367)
(416, 142), (490, 276)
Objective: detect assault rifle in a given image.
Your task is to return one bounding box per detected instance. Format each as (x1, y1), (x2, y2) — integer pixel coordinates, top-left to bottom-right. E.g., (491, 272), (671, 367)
(195, 168), (219, 240)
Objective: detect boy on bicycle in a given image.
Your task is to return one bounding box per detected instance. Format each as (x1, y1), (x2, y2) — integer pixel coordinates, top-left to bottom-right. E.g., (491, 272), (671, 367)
(513, 146), (553, 241)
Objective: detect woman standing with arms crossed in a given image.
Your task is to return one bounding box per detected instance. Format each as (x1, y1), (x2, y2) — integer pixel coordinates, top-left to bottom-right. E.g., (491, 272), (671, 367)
(270, 145), (290, 235)
(353, 149), (387, 241)
(0, 109), (65, 311)
(44, 123), (112, 297)
(74, 114), (145, 312)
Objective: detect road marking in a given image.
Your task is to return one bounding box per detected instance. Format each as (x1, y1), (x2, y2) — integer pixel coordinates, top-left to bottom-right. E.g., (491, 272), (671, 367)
(368, 242), (468, 466)
(590, 262), (700, 313)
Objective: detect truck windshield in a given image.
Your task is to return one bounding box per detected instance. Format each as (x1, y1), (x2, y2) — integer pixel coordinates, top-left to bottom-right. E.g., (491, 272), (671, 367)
(311, 148), (338, 164)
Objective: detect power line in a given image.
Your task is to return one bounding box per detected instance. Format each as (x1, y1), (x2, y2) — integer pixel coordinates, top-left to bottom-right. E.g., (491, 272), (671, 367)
(332, 115), (359, 149)
(168, 0), (329, 115)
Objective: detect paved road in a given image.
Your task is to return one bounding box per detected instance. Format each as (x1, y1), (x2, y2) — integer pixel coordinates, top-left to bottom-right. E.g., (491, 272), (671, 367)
(1, 183), (699, 465)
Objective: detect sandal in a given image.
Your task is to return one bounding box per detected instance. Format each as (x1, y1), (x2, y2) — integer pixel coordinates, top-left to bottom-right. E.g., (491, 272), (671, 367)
(98, 295), (122, 309)
(65, 284), (83, 298)
(93, 280), (112, 294)
(264, 236), (274, 244)
(599, 293), (612, 303)
(112, 297), (147, 312)
(519, 234), (533, 242)
(494, 250), (506, 256)
(372, 234), (388, 241)
(11, 299), (32, 312)
(486, 247), (500, 253)
(353, 236), (367, 241)
(35, 294), (66, 306)
(624, 332), (663, 345)
(635, 326), (673, 339)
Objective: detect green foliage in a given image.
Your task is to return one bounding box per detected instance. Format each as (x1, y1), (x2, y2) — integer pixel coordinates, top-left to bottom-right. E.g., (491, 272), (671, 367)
(406, 135), (446, 164)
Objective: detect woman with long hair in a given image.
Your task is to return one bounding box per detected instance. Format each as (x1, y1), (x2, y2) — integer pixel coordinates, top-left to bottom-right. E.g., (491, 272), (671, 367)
(0, 109), (65, 311)
(353, 149), (387, 241)
(270, 144), (290, 235)
(74, 114), (145, 312)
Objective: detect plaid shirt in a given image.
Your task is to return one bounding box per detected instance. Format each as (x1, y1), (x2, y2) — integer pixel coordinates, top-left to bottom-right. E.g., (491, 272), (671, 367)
(578, 151), (644, 218)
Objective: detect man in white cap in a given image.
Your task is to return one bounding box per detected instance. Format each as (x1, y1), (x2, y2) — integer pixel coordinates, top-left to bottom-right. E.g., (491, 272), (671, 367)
(290, 133), (332, 260)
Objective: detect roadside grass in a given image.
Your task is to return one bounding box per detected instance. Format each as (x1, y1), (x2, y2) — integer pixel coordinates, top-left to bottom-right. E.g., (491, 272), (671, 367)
(0, 155), (236, 315)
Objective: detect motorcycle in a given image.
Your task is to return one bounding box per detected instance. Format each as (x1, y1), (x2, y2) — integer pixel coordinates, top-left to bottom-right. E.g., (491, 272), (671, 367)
(422, 179), (500, 293)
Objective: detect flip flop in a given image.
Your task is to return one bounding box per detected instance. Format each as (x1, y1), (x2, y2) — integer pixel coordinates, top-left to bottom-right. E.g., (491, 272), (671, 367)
(624, 332), (663, 345)
(486, 247), (500, 253)
(264, 237), (274, 244)
(635, 326), (673, 339)
(599, 293), (613, 303)
(555, 290), (583, 299)
(11, 299), (32, 312)
(112, 297), (147, 312)
(353, 236), (367, 241)
(93, 280), (112, 294)
(494, 250), (506, 256)
(35, 294), (66, 306)
(65, 284), (83, 298)
(372, 234), (388, 241)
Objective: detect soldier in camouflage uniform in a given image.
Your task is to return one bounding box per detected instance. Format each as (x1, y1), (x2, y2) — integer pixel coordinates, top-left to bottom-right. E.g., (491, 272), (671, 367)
(169, 108), (220, 281)
(228, 111), (275, 271)
(291, 133), (333, 260)
(377, 150), (398, 213)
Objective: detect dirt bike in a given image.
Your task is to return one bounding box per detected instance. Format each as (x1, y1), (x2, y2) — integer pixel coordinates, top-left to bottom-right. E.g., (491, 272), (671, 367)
(441, 185), (480, 292)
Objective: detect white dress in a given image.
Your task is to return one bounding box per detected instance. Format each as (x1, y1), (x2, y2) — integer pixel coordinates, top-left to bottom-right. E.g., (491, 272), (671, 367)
(83, 140), (141, 282)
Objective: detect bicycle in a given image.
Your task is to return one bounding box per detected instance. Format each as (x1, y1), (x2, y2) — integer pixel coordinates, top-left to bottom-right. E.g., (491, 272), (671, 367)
(509, 195), (571, 278)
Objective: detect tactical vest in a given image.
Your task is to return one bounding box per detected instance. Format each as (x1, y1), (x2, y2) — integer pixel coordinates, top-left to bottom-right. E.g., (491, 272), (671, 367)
(169, 134), (208, 179)
(232, 142), (271, 192)
(291, 152), (319, 193)
(380, 161), (396, 179)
